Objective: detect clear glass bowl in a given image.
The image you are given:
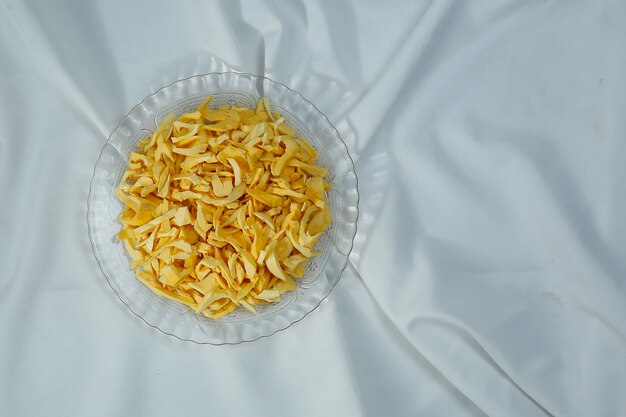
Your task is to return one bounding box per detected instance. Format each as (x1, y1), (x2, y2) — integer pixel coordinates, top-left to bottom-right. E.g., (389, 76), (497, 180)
(87, 72), (359, 344)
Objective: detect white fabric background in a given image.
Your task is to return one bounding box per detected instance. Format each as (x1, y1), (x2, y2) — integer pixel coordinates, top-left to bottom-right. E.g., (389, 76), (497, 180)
(1, 1), (625, 416)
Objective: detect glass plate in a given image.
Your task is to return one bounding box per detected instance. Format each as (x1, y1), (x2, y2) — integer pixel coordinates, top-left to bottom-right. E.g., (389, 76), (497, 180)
(87, 72), (359, 344)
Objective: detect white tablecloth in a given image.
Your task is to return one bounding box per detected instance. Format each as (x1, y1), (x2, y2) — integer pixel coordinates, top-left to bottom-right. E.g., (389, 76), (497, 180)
(1, 1), (625, 416)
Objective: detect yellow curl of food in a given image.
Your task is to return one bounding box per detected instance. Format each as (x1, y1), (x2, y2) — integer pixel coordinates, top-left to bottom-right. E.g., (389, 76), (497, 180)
(115, 98), (331, 319)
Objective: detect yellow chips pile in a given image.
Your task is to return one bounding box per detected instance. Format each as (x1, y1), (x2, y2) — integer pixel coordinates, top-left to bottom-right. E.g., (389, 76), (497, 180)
(115, 97), (331, 319)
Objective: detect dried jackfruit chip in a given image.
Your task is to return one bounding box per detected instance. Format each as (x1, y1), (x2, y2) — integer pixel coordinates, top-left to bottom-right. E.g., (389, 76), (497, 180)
(115, 98), (332, 318)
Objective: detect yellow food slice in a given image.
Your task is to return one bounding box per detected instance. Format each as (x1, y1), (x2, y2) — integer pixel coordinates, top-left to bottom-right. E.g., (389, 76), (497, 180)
(115, 98), (332, 319)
